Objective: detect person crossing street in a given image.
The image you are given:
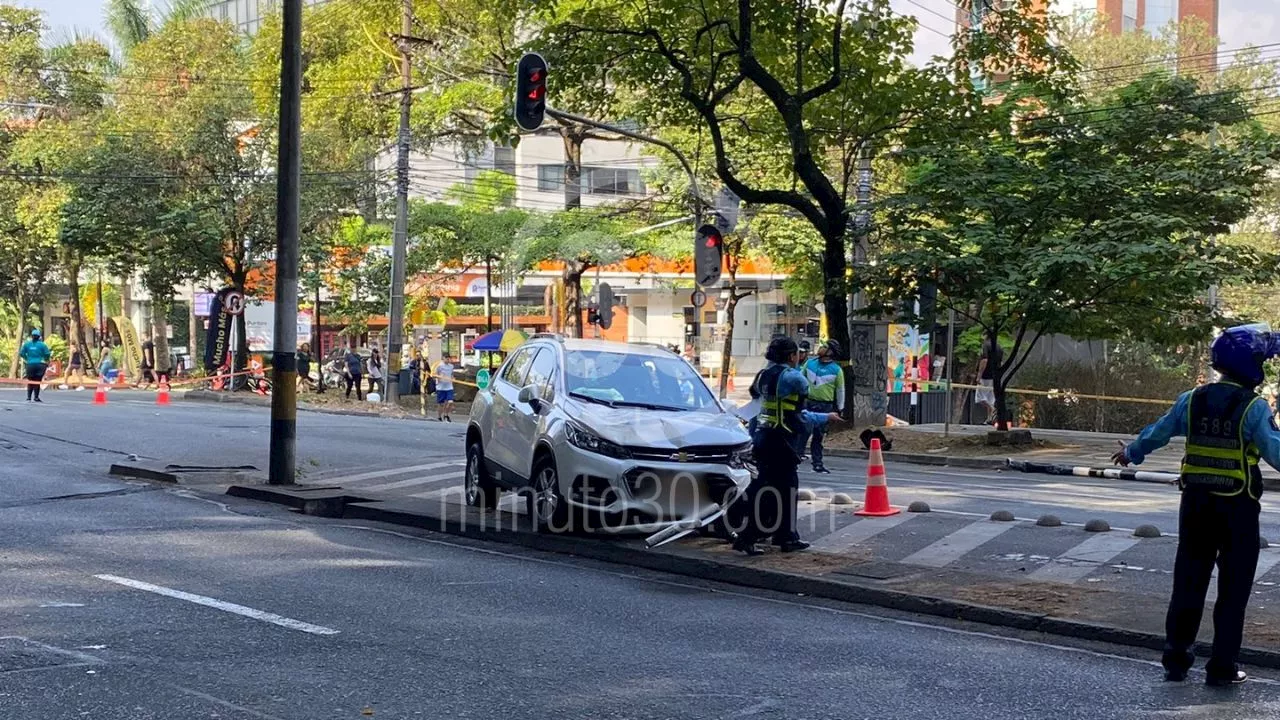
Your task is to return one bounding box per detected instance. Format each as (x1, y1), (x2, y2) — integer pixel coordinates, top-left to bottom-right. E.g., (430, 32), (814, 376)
(20, 329), (50, 403)
(803, 340), (846, 473)
(1114, 324), (1280, 686)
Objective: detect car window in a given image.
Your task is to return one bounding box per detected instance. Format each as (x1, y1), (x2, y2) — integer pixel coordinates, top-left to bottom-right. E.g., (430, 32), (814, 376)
(499, 347), (536, 387)
(524, 347), (557, 398)
(563, 350), (718, 412)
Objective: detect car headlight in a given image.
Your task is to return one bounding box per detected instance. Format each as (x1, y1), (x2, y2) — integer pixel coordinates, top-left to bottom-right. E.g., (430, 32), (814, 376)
(729, 443), (754, 469)
(565, 422), (631, 459)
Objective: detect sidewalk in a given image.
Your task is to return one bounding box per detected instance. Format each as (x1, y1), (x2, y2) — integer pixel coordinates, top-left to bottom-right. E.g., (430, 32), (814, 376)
(223, 461), (1280, 667)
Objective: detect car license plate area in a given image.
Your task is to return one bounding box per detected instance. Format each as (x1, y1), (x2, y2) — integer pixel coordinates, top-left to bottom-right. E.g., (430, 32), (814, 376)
(624, 468), (713, 521)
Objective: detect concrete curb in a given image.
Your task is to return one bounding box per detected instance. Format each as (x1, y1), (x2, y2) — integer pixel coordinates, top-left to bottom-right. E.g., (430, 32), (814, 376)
(109, 463), (178, 483)
(225, 483), (1280, 669)
(184, 390), (436, 421)
(825, 448), (1009, 471)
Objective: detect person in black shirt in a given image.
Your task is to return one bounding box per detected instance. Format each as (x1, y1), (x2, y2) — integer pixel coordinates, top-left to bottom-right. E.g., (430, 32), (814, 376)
(976, 341), (999, 425)
(297, 343), (313, 392)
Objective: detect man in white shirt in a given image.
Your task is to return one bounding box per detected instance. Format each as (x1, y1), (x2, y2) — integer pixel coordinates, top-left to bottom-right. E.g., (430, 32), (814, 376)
(435, 355), (455, 422)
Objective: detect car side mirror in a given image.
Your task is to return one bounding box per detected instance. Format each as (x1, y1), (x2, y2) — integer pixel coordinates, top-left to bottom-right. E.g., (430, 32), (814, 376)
(518, 384), (538, 405)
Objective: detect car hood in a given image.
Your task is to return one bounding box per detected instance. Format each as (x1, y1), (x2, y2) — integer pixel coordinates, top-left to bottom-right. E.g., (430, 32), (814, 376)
(566, 400), (750, 449)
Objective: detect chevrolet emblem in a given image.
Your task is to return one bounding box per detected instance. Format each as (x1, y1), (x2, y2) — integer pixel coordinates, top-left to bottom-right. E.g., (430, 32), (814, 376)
(672, 452), (688, 463)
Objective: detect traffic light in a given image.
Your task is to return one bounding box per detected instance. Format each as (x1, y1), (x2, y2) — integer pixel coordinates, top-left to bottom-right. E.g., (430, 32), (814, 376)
(694, 224), (723, 287)
(597, 283), (614, 330)
(514, 53), (548, 132)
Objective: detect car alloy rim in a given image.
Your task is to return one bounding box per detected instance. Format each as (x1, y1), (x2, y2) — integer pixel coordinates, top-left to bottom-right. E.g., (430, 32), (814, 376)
(465, 452), (480, 504)
(535, 468), (558, 522)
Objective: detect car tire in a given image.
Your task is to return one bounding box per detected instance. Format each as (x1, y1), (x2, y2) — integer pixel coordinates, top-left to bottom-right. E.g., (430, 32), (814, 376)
(529, 456), (571, 533)
(464, 442), (500, 509)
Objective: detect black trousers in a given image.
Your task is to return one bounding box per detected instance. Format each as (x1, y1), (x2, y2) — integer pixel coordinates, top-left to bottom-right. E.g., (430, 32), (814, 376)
(1164, 489), (1261, 677)
(345, 373), (363, 400)
(729, 429), (801, 545)
(25, 364), (45, 401)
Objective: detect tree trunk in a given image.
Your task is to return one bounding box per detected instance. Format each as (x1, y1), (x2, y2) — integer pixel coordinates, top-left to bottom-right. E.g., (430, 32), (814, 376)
(565, 265), (585, 339)
(824, 228), (850, 357)
(562, 131), (582, 211)
(188, 283), (199, 374)
(119, 278), (132, 328)
(150, 295), (172, 375)
(10, 287), (26, 378)
(484, 257), (494, 332)
(66, 259), (90, 375)
(988, 331), (1009, 431)
(718, 290), (740, 399)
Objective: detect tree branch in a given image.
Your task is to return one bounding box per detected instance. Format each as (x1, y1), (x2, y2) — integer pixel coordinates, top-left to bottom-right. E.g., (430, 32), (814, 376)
(797, 0), (849, 104)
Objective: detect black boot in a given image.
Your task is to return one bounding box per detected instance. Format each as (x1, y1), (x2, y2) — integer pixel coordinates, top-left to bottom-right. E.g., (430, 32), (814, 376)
(1206, 669), (1248, 687)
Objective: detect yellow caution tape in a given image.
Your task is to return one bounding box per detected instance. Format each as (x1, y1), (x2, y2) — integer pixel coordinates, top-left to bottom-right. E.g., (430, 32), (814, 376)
(943, 381), (1177, 407)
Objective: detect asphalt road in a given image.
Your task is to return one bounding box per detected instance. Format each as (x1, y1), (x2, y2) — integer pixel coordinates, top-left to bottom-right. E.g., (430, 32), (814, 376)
(3, 388), (1280, 717)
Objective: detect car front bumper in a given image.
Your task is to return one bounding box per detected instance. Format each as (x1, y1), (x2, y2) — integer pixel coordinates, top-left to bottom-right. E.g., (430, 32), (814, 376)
(552, 439), (751, 534)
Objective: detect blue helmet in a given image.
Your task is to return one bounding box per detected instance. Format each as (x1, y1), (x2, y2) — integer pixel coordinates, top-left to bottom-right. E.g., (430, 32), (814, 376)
(29, 328), (40, 339)
(1211, 324), (1280, 387)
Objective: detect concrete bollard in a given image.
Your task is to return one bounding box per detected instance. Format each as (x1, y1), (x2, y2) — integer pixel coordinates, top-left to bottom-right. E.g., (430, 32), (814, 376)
(1036, 514), (1062, 527)
(1084, 519), (1111, 533)
(990, 510), (1016, 522)
(908, 501), (931, 513)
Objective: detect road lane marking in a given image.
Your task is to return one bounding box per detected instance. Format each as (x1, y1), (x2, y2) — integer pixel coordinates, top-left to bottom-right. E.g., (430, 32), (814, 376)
(808, 513), (914, 551)
(1205, 547), (1280, 603)
(1029, 535), (1141, 584)
(902, 520), (1016, 568)
(358, 471), (464, 493)
(317, 461), (462, 485)
(408, 486), (464, 502)
(94, 574), (339, 636)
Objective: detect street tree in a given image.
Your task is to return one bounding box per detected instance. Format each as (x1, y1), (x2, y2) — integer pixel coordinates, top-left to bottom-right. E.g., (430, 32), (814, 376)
(866, 74), (1280, 430)
(538, 0), (1051, 360)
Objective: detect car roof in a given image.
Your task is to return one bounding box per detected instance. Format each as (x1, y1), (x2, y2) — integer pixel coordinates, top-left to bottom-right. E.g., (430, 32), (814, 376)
(532, 337), (673, 359)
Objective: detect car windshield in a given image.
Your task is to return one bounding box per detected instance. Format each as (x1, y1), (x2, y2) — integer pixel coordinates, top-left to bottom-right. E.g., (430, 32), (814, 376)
(564, 350), (718, 412)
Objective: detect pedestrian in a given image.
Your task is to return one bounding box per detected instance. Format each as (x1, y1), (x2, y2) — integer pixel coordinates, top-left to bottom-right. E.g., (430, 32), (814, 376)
(98, 345), (115, 383)
(67, 343), (85, 391)
(20, 329), (50, 403)
(343, 346), (363, 401)
(729, 336), (841, 556)
(435, 354), (455, 422)
(803, 340), (846, 474)
(138, 337), (156, 390)
(297, 343), (313, 393)
(1113, 324), (1280, 686)
(976, 341), (999, 425)
(367, 347), (384, 396)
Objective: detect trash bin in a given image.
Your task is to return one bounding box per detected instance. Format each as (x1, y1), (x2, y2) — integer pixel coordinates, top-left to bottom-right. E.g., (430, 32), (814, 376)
(398, 368), (413, 396)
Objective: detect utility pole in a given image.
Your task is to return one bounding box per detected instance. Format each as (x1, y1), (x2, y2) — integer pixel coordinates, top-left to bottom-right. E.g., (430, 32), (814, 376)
(385, 0), (412, 403)
(268, 0), (302, 486)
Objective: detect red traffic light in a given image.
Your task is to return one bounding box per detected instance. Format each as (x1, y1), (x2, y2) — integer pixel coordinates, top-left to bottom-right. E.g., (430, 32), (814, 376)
(705, 236), (719, 248)
(515, 52), (549, 132)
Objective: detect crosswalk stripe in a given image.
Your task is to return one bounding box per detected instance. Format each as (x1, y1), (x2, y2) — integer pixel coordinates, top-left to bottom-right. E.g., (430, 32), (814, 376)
(1030, 534), (1140, 584)
(358, 471), (464, 493)
(322, 461), (461, 485)
(1205, 547), (1280, 603)
(901, 520), (1016, 568)
(808, 513), (914, 551)
(408, 486), (464, 502)
(498, 494), (525, 514)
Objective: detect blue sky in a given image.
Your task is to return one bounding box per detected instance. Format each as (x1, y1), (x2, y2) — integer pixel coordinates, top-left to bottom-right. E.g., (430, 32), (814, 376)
(19, 0), (1280, 67)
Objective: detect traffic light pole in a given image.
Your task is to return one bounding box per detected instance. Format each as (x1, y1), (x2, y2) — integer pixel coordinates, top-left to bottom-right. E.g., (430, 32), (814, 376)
(386, 0), (412, 404)
(268, 0), (302, 486)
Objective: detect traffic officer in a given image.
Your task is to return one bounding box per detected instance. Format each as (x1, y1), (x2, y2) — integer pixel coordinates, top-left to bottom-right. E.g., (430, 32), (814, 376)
(731, 336), (840, 556)
(1114, 324), (1280, 686)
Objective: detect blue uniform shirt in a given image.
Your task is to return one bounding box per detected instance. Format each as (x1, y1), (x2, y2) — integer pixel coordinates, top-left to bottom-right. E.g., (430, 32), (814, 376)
(1125, 389), (1280, 470)
(19, 340), (49, 366)
(754, 363), (830, 430)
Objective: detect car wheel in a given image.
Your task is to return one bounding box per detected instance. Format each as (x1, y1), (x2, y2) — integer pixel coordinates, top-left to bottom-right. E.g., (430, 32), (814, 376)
(464, 442), (499, 509)
(530, 457), (570, 533)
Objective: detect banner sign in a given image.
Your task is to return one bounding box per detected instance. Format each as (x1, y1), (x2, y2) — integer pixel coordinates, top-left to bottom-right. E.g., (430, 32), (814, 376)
(204, 287), (233, 371)
(113, 316), (144, 379)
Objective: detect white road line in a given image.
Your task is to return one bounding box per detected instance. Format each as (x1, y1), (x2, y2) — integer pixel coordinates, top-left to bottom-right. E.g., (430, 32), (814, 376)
(94, 574), (339, 636)
(1206, 547), (1280, 603)
(808, 513), (914, 551)
(408, 486), (465, 502)
(321, 461), (461, 485)
(902, 520), (1016, 568)
(358, 471), (464, 493)
(497, 494), (525, 514)
(1029, 535), (1141, 584)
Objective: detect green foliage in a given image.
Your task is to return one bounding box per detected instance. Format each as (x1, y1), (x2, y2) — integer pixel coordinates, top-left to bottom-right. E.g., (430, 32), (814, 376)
(868, 73), (1280, 427)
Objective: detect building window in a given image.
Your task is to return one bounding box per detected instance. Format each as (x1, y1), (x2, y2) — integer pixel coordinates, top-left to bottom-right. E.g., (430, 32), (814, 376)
(1144, 0), (1178, 31)
(1122, 0), (1138, 30)
(537, 165), (565, 192)
(493, 146), (515, 176)
(583, 167), (644, 196)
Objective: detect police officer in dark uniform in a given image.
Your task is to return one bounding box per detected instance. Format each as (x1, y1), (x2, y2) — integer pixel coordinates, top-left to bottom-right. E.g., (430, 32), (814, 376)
(1115, 324), (1280, 686)
(731, 337), (839, 556)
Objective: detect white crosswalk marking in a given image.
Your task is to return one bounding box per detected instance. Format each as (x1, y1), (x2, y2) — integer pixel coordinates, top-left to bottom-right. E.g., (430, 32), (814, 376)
(358, 471), (464, 493)
(808, 513), (914, 551)
(1030, 534), (1140, 584)
(497, 494), (525, 514)
(318, 461), (462, 486)
(408, 486), (464, 502)
(1205, 547), (1280, 603)
(902, 521), (1016, 568)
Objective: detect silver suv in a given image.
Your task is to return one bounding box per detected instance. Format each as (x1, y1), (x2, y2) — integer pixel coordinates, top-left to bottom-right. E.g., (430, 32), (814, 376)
(464, 336), (753, 533)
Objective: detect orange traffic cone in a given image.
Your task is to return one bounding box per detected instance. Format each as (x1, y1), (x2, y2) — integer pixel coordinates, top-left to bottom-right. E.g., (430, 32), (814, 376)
(856, 438), (900, 517)
(93, 379), (107, 406)
(156, 382), (170, 406)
